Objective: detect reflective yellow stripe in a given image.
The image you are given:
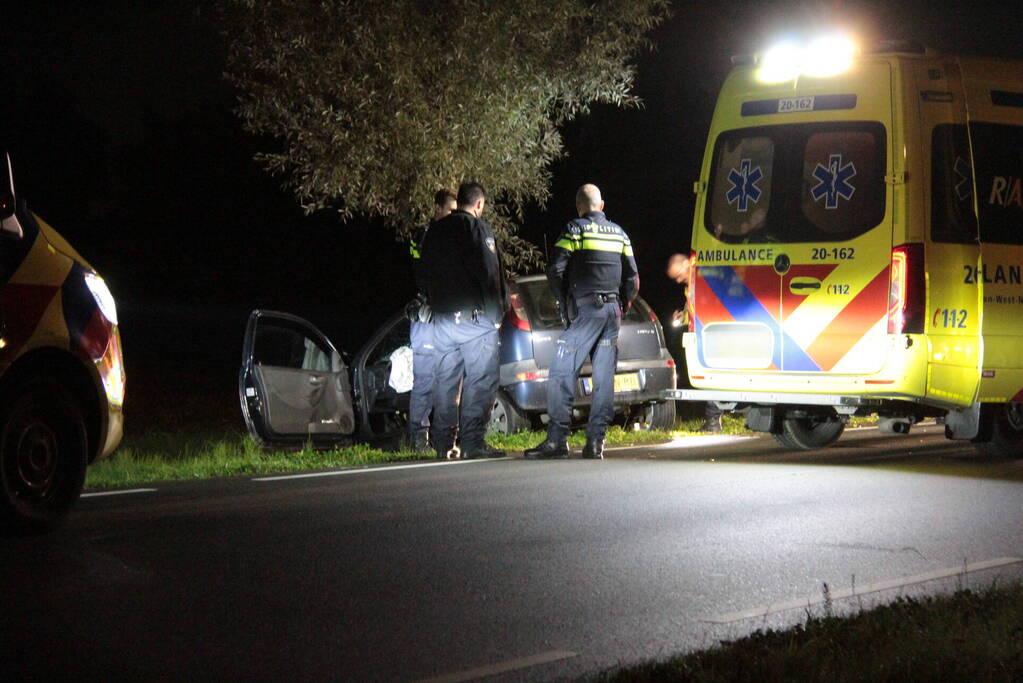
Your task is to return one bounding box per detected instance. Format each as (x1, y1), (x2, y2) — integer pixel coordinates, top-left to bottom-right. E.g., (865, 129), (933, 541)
(581, 238), (630, 252)
(624, 244), (634, 257)
(555, 237), (580, 251)
(581, 231), (625, 242)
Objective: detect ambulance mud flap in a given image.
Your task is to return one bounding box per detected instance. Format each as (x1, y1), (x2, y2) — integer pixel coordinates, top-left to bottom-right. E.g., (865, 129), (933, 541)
(943, 403), (981, 441)
(745, 406), (777, 433)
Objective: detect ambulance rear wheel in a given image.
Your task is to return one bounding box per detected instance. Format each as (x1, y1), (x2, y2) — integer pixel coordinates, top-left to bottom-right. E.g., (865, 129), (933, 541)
(0, 379), (88, 532)
(773, 414), (845, 450)
(975, 403), (1023, 459)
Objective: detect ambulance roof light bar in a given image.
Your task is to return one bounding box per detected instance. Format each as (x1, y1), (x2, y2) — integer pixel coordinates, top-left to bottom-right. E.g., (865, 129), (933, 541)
(755, 34), (858, 83)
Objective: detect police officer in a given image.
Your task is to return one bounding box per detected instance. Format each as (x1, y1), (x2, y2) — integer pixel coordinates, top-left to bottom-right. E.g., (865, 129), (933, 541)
(407, 189), (458, 452)
(420, 181), (507, 459)
(526, 184), (639, 460)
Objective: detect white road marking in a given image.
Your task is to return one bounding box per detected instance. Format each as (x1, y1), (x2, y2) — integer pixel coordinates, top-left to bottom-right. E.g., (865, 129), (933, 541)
(416, 650), (578, 683)
(252, 457), (503, 482)
(649, 434), (754, 449)
(704, 556), (1023, 624)
(81, 488), (158, 498)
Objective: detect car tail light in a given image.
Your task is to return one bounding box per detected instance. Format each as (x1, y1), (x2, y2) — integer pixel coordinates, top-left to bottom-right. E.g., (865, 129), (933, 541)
(887, 243), (925, 334)
(687, 249), (698, 325)
(648, 310), (659, 323)
(507, 289), (530, 331)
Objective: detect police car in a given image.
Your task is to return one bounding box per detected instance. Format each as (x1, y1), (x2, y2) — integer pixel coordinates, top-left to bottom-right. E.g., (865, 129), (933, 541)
(239, 276), (676, 448)
(0, 154), (125, 529)
(666, 36), (1023, 456)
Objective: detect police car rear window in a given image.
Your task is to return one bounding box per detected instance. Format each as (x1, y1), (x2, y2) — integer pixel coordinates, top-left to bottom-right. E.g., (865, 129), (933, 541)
(706, 122), (886, 244)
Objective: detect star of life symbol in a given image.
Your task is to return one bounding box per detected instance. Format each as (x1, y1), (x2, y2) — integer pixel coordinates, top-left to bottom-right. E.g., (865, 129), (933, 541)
(953, 156), (973, 201)
(811, 154), (857, 209)
(725, 158), (763, 213)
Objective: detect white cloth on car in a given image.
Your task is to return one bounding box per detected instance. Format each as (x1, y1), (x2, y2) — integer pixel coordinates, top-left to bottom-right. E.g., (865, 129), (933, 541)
(388, 345), (415, 393)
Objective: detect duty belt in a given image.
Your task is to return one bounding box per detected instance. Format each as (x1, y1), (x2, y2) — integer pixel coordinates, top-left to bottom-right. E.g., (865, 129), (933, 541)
(593, 292), (619, 305)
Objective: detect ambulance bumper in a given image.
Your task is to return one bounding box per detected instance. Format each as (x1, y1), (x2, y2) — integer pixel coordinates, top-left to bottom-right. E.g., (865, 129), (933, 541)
(662, 389), (884, 409)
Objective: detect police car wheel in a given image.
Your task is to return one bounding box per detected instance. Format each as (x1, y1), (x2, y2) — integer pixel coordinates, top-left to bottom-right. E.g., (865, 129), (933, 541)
(0, 379), (88, 531)
(975, 403), (1023, 459)
(637, 400), (676, 431)
(487, 392), (528, 435)
(773, 415), (845, 450)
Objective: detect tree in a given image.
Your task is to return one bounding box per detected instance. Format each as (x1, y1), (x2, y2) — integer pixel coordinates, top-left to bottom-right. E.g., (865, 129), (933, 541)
(223, 0), (670, 271)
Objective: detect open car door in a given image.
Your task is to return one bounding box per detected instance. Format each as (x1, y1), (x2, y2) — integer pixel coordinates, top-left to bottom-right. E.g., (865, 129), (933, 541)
(350, 310), (413, 440)
(239, 310), (355, 449)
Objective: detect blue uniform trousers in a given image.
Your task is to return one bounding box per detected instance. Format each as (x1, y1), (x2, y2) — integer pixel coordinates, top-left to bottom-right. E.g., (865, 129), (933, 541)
(408, 320), (437, 437)
(546, 299), (621, 444)
(431, 312), (500, 453)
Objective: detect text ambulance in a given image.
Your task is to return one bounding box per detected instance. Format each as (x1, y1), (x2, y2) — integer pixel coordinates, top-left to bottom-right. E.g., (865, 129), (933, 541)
(0, 154), (124, 529)
(665, 37), (1023, 455)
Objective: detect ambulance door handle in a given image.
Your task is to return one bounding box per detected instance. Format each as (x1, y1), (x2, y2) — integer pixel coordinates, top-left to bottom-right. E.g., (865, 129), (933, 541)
(789, 281), (821, 291)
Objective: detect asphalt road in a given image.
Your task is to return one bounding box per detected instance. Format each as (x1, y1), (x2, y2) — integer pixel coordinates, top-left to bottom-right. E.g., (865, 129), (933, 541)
(3, 425), (1022, 681)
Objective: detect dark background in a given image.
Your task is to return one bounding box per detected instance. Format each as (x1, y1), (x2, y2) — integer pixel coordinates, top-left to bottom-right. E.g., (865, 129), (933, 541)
(2, 1), (1020, 431)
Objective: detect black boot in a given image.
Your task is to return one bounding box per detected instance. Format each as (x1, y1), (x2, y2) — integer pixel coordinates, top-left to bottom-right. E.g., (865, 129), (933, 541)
(582, 438), (605, 459)
(524, 440), (569, 460)
(461, 443), (507, 459)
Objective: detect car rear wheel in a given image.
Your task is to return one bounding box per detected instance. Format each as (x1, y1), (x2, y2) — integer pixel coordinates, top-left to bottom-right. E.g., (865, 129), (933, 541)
(636, 400), (676, 431)
(974, 403), (1023, 459)
(773, 413), (845, 450)
(0, 378), (88, 531)
(488, 391), (529, 435)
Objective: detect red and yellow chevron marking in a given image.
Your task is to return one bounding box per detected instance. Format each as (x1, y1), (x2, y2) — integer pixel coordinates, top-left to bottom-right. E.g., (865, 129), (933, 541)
(0, 284), (61, 359)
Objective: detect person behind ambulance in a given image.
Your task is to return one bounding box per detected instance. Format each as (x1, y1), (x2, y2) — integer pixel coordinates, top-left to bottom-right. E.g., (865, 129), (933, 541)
(666, 253), (724, 433)
(407, 188), (458, 452)
(420, 181), (507, 459)
(525, 183), (639, 460)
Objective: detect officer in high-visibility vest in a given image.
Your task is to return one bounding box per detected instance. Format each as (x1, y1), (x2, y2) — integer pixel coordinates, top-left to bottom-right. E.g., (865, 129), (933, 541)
(526, 184), (639, 460)
(407, 189), (457, 452)
(420, 181), (507, 459)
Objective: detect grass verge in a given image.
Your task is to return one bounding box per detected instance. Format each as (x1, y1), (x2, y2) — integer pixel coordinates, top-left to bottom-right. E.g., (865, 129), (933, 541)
(86, 413), (878, 490)
(597, 581), (1023, 682)
(87, 423), (680, 490)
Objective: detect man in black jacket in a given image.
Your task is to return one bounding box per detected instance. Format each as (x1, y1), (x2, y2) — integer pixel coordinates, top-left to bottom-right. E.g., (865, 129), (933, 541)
(419, 181), (507, 459)
(526, 183), (639, 460)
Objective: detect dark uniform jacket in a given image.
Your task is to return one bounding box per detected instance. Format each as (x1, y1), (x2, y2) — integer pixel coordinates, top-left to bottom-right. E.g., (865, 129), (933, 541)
(420, 209), (506, 321)
(547, 210), (640, 314)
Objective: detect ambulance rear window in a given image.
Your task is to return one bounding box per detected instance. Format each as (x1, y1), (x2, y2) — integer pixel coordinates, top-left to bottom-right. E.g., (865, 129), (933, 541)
(706, 122), (886, 243)
(930, 124), (977, 244)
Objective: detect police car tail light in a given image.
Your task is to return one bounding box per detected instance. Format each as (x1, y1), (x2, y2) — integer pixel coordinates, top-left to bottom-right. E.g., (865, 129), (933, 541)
(84, 272), (118, 326)
(508, 291), (531, 331)
(887, 243), (925, 334)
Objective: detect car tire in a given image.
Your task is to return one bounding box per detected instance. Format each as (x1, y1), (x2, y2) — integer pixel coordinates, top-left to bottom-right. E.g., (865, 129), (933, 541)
(0, 378), (88, 532)
(487, 391), (529, 435)
(638, 400), (676, 431)
(773, 414), (845, 450)
(974, 403), (1023, 459)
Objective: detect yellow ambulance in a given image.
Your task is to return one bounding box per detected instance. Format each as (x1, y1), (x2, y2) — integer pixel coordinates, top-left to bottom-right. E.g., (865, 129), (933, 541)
(666, 37), (1023, 455)
(0, 154), (124, 529)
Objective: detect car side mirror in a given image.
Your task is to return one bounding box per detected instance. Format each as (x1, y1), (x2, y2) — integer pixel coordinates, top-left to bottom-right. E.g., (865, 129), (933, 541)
(0, 152), (24, 239)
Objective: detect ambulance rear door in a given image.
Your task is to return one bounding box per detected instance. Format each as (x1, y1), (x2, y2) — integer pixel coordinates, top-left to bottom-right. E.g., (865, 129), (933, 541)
(695, 61), (894, 379)
(960, 59), (1023, 403)
(915, 59), (983, 408)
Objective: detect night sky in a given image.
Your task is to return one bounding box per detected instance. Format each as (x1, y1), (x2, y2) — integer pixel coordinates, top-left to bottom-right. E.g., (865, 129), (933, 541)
(3, 1), (1021, 427)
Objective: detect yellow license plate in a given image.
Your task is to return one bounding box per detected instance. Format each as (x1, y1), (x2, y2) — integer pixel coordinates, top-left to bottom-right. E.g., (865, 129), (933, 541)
(582, 373), (641, 394)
